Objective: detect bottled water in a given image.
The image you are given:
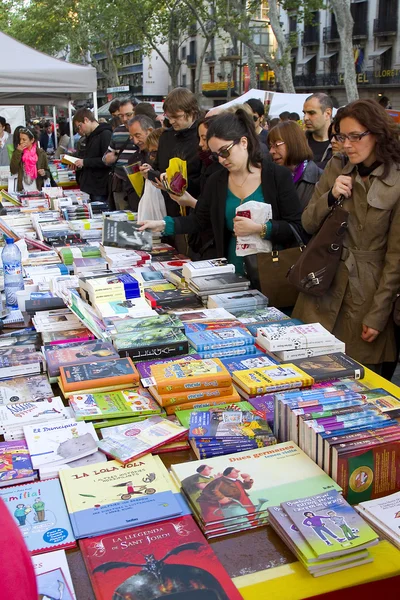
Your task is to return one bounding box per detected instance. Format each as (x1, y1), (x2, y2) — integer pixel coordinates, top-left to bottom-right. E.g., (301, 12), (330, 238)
(2, 238), (24, 308)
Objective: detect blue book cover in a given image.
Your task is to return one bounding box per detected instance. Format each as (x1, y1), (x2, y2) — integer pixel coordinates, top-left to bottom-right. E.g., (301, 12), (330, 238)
(186, 327), (254, 351)
(221, 353), (278, 373)
(197, 345), (259, 360)
(0, 478), (75, 554)
(189, 409), (274, 442)
(59, 455), (184, 538)
(246, 318), (303, 337)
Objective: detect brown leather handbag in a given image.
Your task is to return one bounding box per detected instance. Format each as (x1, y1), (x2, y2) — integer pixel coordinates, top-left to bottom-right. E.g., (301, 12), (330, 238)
(287, 197), (349, 297)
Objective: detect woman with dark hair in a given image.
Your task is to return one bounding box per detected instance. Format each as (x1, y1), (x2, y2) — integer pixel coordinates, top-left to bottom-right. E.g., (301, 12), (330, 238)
(245, 98), (268, 144)
(140, 108), (304, 274)
(268, 120), (322, 208)
(10, 127), (50, 191)
(293, 99), (400, 373)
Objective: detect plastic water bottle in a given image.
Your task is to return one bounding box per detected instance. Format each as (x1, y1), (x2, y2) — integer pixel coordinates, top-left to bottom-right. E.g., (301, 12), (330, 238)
(2, 238), (24, 308)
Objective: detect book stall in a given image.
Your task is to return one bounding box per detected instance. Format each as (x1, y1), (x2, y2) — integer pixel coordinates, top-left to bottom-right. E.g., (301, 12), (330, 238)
(0, 186), (399, 600)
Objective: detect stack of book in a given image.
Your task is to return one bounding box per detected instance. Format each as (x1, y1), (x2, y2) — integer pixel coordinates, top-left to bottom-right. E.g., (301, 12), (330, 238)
(207, 289), (269, 312)
(147, 358), (241, 415)
(99, 244), (152, 270)
(268, 489), (378, 576)
(188, 406), (277, 458)
(43, 339), (119, 381)
(184, 317), (260, 360)
(256, 322), (345, 361)
(57, 244), (101, 267)
(145, 286), (202, 311)
(356, 491), (400, 549)
(182, 258), (235, 281)
(171, 441), (342, 539)
(73, 256), (108, 275)
(188, 273), (250, 303)
(232, 363), (315, 400)
(0, 346), (46, 380)
(0, 397), (70, 441)
(78, 272), (143, 306)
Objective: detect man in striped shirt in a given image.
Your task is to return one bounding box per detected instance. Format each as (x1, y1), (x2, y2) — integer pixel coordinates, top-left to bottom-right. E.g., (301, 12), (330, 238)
(103, 98), (139, 209)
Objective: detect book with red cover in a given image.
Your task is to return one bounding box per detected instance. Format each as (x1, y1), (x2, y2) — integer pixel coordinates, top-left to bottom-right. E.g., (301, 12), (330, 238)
(80, 515), (243, 600)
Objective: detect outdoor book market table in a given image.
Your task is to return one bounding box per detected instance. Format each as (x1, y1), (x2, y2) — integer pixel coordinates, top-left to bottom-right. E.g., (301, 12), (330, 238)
(60, 367), (400, 600)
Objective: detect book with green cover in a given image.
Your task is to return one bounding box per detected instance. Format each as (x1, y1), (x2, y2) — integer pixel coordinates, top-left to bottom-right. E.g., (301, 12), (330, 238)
(281, 490), (378, 560)
(111, 314), (184, 335)
(69, 388), (161, 421)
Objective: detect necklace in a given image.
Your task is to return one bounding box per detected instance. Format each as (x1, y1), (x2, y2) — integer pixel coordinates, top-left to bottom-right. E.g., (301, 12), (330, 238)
(230, 170), (251, 188)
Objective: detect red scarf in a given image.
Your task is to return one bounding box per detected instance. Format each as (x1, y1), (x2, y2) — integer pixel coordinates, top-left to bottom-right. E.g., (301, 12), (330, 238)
(22, 143), (38, 180)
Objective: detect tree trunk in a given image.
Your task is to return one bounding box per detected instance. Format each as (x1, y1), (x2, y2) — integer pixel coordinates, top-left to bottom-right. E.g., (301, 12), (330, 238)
(268, 0), (296, 93)
(104, 43), (120, 87)
(195, 36), (211, 100)
(247, 45), (257, 89)
(331, 0), (359, 102)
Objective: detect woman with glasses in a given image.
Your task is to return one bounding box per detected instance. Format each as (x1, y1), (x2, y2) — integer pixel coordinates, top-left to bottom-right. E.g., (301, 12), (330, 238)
(10, 127), (50, 191)
(140, 108), (304, 275)
(293, 99), (400, 374)
(268, 120), (322, 209)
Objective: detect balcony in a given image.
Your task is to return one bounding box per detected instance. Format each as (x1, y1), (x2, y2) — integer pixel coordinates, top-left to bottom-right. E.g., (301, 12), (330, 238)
(302, 27), (320, 46)
(323, 26), (340, 43)
(186, 53), (197, 67)
(352, 20), (368, 39)
(205, 51), (216, 63)
(374, 17), (397, 36)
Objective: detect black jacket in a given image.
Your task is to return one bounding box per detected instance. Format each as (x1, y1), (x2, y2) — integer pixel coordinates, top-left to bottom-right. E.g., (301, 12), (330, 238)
(173, 158), (306, 258)
(39, 131), (56, 151)
(154, 122), (202, 217)
(80, 123), (112, 195)
(295, 160), (323, 209)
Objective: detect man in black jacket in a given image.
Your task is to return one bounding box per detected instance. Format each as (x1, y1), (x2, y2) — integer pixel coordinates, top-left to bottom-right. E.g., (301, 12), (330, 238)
(39, 121), (56, 153)
(73, 108), (112, 204)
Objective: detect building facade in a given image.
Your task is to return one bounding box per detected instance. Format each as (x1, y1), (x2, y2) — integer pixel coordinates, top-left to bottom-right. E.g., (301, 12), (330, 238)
(280, 0), (400, 107)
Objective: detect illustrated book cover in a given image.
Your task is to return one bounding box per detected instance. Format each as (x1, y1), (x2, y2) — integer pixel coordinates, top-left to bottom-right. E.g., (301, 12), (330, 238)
(0, 439), (36, 486)
(69, 388), (161, 421)
(59, 358), (139, 393)
(151, 358), (231, 395)
(0, 374), (53, 404)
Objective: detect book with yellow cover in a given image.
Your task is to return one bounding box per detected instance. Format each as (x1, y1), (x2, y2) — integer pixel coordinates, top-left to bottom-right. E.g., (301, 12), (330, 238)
(151, 358), (231, 395)
(165, 390), (241, 415)
(149, 383), (235, 407)
(233, 364), (314, 396)
(59, 454), (184, 538)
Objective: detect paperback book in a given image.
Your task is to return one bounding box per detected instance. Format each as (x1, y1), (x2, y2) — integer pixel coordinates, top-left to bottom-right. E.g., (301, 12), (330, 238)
(69, 388), (161, 421)
(289, 353), (364, 382)
(186, 327), (254, 351)
(0, 397), (70, 440)
(232, 364), (314, 395)
(0, 439), (36, 486)
(150, 358), (231, 394)
(59, 358), (139, 393)
(45, 341), (119, 378)
(32, 549), (76, 599)
(355, 491), (400, 549)
(0, 374), (53, 404)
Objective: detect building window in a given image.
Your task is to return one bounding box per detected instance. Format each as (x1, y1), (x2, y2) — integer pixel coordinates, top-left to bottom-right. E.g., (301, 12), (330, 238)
(182, 73), (187, 88)
(209, 66), (215, 83)
(181, 46), (187, 60)
(380, 47), (392, 71)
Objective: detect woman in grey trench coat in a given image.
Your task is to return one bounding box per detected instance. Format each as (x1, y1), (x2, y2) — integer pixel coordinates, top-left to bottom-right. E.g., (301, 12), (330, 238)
(293, 99), (400, 372)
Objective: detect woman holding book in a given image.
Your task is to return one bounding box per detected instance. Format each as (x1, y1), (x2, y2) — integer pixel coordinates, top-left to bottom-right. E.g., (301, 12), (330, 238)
(293, 99), (400, 373)
(10, 127), (50, 192)
(268, 120), (323, 209)
(140, 108), (305, 276)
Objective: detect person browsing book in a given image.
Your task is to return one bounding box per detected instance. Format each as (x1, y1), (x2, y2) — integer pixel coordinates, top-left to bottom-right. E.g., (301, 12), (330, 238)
(293, 99), (400, 374)
(140, 108), (305, 276)
(268, 120), (323, 209)
(10, 127), (50, 192)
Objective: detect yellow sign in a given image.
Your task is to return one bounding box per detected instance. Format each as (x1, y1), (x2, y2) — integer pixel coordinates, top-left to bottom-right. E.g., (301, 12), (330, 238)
(202, 82), (234, 91)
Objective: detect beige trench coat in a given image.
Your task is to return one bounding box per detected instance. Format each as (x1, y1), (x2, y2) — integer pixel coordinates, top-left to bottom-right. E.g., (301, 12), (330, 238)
(292, 155), (400, 365)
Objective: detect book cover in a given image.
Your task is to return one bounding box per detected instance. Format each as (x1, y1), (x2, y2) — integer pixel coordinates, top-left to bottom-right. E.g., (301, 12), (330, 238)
(281, 490), (378, 559)
(111, 313), (183, 334)
(207, 290), (268, 309)
(275, 341), (346, 362)
(257, 323), (335, 352)
(60, 358), (139, 393)
(289, 353), (364, 382)
(98, 416), (188, 463)
(151, 358), (231, 395)
(190, 272), (250, 291)
(0, 439), (35, 486)
(0, 397), (68, 436)
(220, 353), (278, 373)
(196, 346), (260, 360)
(234, 307), (291, 323)
(186, 328), (254, 352)
(172, 441), (341, 527)
(23, 419), (98, 469)
(69, 388), (161, 421)
(0, 478), (75, 554)
(32, 549), (76, 599)
(45, 341), (118, 378)
(145, 288), (201, 309)
(135, 354), (200, 381)
(245, 318), (303, 337)
(102, 218), (153, 252)
(232, 364), (314, 395)
(149, 384), (235, 407)
(171, 308), (235, 323)
(165, 391), (242, 415)
(176, 401), (253, 428)
(36, 567), (75, 600)
(356, 491), (400, 545)
(189, 409), (275, 444)
(59, 454), (183, 538)
(0, 347), (45, 379)
(0, 374), (53, 404)
(113, 327), (188, 351)
(247, 395), (275, 425)
(95, 298), (155, 320)
(80, 515), (243, 600)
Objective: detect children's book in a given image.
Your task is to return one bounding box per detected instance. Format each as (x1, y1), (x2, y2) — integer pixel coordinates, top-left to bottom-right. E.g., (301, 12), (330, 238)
(98, 416), (188, 463)
(185, 328), (254, 351)
(220, 353), (278, 373)
(111, 313), (183, 334)
(0, 374), (53, 404)
(149, 383), (235, 407)
(32, 549), (76, 599)
(59, 454), (183, 538)
(189, 409), (275, 443)
(36, 568), (75, 600)
(69, 388), (161, 421)
(175, 401), (253, 428)
(59, 358), (139, 393)
(165, 390), (241, 415)
(232, 364), (314, 396)
(23, 419), (98, 469)
(0, 397), (69, 440)
(256, 323), (335, 352)
(196, 345), (259, 360)
(0, 439), (36, 486)
(289, 353), (364, 382)
(135, 354), (200, 382)
(151, 358), (231, 395)
(281, 489), (378, 559)
(0, 478), (76, 554)
(45, 341), (118, 378)
(80, 515), (243, 600)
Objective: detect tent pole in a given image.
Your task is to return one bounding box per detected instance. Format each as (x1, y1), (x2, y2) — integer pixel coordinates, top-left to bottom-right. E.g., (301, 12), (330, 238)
(93, 91), (98, 120)
(68, 101), (74, 150)
(52, 106), (57, 154)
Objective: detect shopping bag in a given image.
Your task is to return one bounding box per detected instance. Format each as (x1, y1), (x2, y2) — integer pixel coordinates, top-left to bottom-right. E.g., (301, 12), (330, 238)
(138, 179), (167, 221)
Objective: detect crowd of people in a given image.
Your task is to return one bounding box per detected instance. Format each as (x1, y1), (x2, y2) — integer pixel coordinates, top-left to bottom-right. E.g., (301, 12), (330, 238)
(2, 88), (400, 379)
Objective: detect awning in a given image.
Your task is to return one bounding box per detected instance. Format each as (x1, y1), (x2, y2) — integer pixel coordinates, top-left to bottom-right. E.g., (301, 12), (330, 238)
(320, 52), (338, 61)
(297, 54), (316, 65)
(369, 47), (391, 58)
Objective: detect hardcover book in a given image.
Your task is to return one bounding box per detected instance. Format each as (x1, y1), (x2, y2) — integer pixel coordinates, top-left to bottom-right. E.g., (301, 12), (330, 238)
(135, 354), (200, 381)
(207, 289), (268, 309)
(32, 549), (76, 599)
(151, 358), (231, 394)
(23, 419), (98, 469)
(0, 439), (36, 486)
(257, 323), (335, 352)
(182, 258), (235, 278)
(0, 478), (76, 554)
(220, 353), (278, 373)
(80, 515), (243, 600)
(0, 347), (45, 379)
(186, 327), (254, 352)
(111, 313), (183, 334)
(98, 416), (188, 463)
(145, 288), (202, 309)
(94, 298), (155, 320)
(59, 358), (139, 393)
(0, 374), (53, 404)
(165, 390), (242, 415)
(289, 353), (365, 382)
(59, 454), (183, 538)
(189, 272), (250, 292)
(234, 307), (291, 323)
(69, 388), (161, 421)
(45, 341), (118, 378)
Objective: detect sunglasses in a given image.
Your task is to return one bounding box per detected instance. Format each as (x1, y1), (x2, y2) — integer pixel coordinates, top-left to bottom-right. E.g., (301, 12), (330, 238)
(211, 140), (239, 159)
(253, 115), (259, 122)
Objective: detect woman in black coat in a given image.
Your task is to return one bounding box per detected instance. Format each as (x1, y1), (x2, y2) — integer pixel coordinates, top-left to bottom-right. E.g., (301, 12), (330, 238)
(141, 108), (305, 275)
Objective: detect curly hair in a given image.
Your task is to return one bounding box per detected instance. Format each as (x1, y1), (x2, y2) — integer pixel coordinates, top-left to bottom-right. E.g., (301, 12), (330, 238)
(334, 99), (400, 178)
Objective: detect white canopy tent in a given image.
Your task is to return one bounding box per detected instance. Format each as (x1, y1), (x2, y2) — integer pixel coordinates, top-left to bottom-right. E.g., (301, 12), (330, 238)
(0, 32), (98, 147)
